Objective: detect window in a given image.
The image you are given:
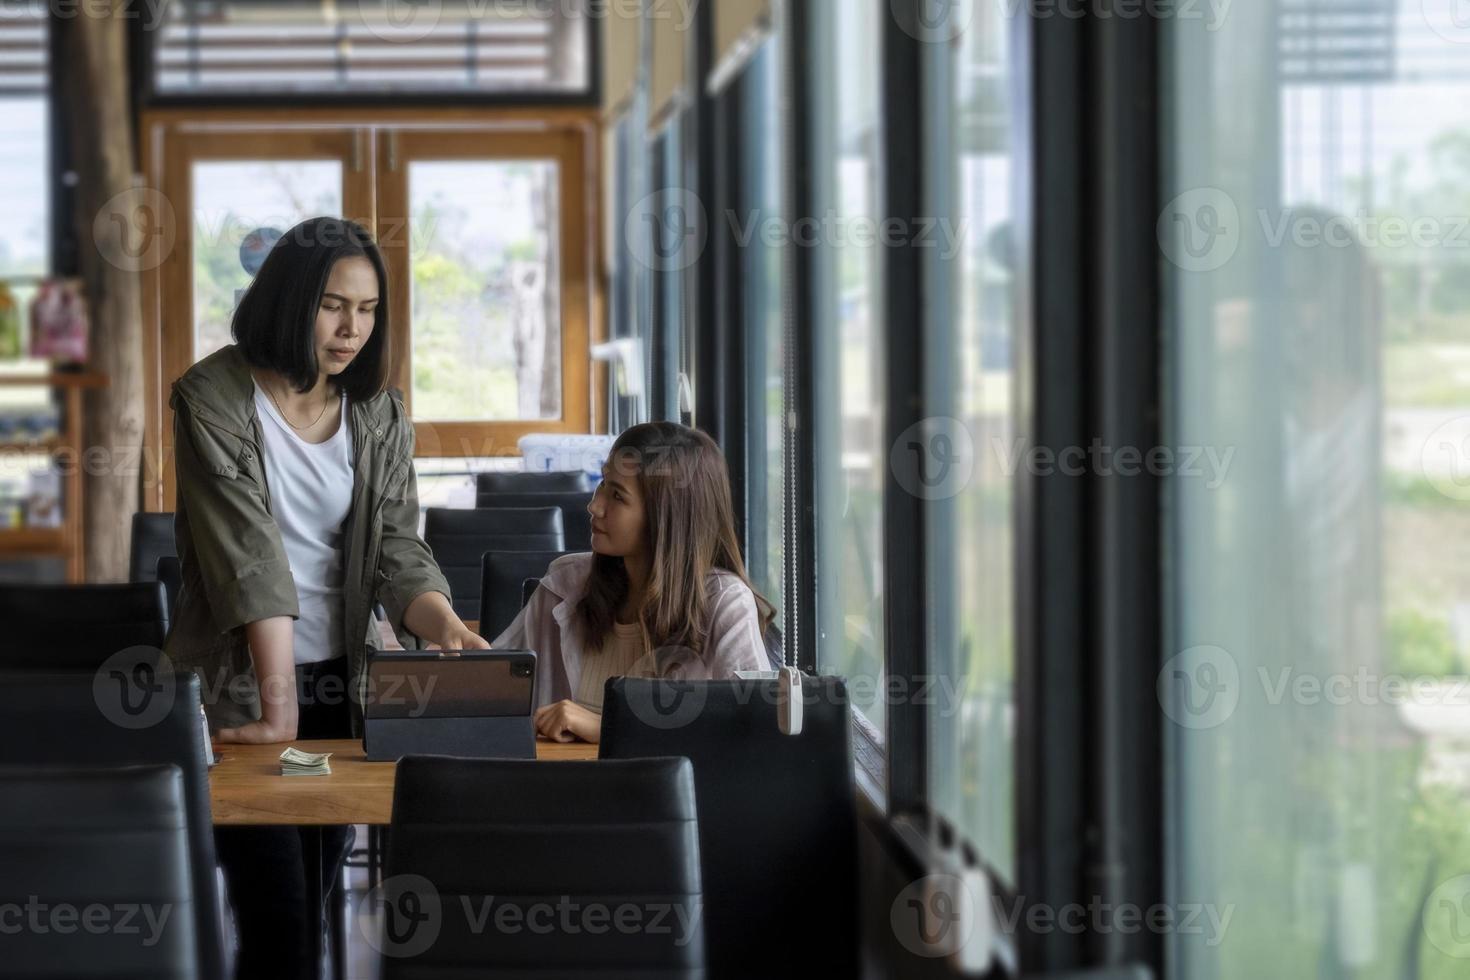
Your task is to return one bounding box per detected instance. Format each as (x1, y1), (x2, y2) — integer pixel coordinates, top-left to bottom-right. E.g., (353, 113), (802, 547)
(0, 3), (47, 284)
(810, 0), (885, 731)
(153, 0), (590, 96)
(926, 0), (1018, 883)
(738, 40), (784, 627)
(405, 158), (562, 421)
(1165, 2), (1470, 973)
(146, 115), (598, 512)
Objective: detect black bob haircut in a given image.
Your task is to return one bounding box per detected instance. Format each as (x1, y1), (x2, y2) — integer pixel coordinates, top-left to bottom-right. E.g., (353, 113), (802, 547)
(231, 216), (391, 400)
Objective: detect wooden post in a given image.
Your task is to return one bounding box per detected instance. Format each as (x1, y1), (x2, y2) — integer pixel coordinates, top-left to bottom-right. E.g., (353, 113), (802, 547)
(57, 2), (146, 583)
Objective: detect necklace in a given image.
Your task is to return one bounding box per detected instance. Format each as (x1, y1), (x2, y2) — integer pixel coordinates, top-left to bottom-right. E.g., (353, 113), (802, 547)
(264, 382), (334, 431)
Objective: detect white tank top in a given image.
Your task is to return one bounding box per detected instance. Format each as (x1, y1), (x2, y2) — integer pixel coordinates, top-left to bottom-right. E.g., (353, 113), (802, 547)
(252, 383), (353, 665)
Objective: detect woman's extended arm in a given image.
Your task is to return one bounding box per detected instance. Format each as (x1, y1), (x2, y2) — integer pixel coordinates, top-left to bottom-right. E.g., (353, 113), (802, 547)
(403, 590), (490, 651)
(216, 617), (299, 743)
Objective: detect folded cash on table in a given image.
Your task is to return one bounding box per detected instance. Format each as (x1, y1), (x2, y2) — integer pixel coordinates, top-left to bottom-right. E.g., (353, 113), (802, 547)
(279, 746), (332, 777)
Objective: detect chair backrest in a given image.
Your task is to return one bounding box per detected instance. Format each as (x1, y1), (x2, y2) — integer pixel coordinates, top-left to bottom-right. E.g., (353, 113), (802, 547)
(0, 763), (199, 979)
(0, 582), (167, 671)
(156, 556), (182, 627)
(0, 671), (225, 980)
(422, 507), (565, 622)
(382, 755), (705, 980)
(475, 470), (591, 495)
(476, 549), (572, 642)
(475, 490), (595, 551)
(129, 511), (177, 583)
(600, 676), (858, 980)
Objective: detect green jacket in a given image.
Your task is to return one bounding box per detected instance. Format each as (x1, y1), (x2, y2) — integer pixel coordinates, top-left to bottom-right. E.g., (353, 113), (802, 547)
(163, 344), (451, 735)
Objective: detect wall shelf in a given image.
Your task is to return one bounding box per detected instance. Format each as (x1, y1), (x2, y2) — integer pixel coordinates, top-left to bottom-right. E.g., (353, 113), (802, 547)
(0, 368), (109, 581)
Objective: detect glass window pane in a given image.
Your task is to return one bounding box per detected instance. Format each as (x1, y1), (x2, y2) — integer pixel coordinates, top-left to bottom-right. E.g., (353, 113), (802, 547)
(741, 41), (784, 627)
(927, 0), (1018, 884)
(813, 0), (884, 731)
(0, 97), (47, 279)
(155, 0), (589, 96)
(191, 161), (342, 362)
(408, 159), (561, 422)
(1166, 4), (1470, 974)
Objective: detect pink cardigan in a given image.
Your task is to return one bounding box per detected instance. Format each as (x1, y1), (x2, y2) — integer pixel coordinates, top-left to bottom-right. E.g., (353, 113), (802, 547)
(491, 552), (768, 708)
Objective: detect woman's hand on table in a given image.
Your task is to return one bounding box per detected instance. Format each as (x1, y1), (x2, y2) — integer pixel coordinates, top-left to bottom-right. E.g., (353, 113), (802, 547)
(216, 715), (299, 744)
(534, 700), (601, 743)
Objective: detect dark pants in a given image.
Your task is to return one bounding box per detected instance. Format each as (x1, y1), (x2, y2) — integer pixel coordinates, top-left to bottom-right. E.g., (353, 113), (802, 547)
(215, 657), (355, 980)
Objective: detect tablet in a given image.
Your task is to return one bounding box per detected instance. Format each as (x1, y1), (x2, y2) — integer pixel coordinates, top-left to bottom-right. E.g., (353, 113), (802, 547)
(362, 649), (536, 762)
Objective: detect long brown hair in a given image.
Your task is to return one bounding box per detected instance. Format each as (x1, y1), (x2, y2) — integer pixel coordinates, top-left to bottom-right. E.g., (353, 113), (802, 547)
(577, 422), (776, 659)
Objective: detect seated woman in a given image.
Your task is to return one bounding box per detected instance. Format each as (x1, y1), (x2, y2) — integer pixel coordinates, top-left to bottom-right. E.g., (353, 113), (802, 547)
(493, 421), (775, 742)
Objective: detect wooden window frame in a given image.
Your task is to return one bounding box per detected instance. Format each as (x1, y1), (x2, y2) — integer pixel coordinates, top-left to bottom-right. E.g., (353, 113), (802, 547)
(139, 107), (605, 513)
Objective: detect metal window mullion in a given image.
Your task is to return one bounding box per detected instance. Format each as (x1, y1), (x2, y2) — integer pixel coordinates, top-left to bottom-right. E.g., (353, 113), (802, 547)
(881, 0), (928, 814)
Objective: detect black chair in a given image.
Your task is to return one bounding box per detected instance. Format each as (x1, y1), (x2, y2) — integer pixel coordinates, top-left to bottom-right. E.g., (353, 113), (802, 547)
(422, 507), (565, 622)
(600, 676), (858, 980)
(475, 490), (595, 551)
(0, 581), (167, 671)
(382, 756), (706, 979)
(0, 671), (225, 980)
(156, 556), (182, 627)
(0, 763), (200, 979)
(129, 511), (177, 583)
(475, 470), (591, 495)
(475, 549), (572, 642)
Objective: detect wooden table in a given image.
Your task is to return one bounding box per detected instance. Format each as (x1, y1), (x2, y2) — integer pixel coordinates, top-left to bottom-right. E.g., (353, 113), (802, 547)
(209, 737), (599, 826)
(209, 737), (598, 980)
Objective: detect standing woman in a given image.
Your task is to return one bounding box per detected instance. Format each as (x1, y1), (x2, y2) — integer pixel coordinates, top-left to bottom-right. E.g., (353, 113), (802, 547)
(164, 216), (486, 978)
